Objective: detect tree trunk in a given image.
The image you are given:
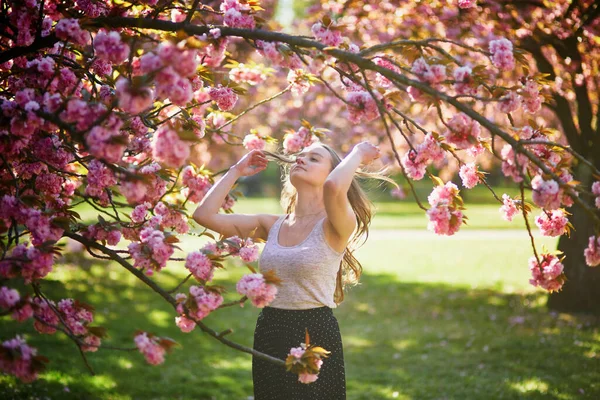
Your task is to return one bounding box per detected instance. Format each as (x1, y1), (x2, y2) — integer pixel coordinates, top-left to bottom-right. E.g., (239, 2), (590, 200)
(547, 162), (600, 315)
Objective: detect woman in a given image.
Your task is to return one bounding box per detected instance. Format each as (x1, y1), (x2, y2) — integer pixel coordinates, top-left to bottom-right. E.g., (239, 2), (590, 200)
(193, 140), (394, 399)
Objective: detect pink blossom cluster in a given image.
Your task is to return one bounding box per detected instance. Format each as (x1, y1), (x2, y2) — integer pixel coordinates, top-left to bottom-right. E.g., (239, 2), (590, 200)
(255, 40), (303, 70)
(287, 69), (312, 97)
(0, 242), (54, 284)
(56, 298), (101, 351)
(221, 0), (256, 29)
(153, 201), (189, 234)
(197, 37), (230, 68)
(531, 175), (562, 210)
(489, 38), (515, 71)
(283, 126), (318, 154)
(528, 253), (565, 292)
(346, 90), (380, 124)
(31, 297), (59, 334)
(591, 181), (600, 208)
(453, 65), (479, 96)
(458, 162), (480, 189)
(426, 182), (464, 236)
(185, 251), (215, 282)
(584, 236), (600, 267)
(93, 30), (130, 65)
(515, 127), (562, 169)
(85, 115), (128, 164)
(288, 345), (323, 384)
(497, 90), (522, 114)
(239, 238), (260, 262)
(177, 285), (224, 320)
(55, 18), (89, 47)
(243, 132), (267, 151)
(181, 166), (212, 203)
(373, 56), (401, 88)
(521, 80), (543, 114)
(534, 209), (569, 236)
(151, 124), (191, 169)
(208, 85), (239, 111)
(236, 273), (278, 308)
(458, 0), (477, 9)
(134, 332), (166, 365)
(59, 98), (107, 132)
(0, 286), (32, 323)
(139, 41), (199, 105)
(131, 202), (151, 223)
(230, 63), (268, 85)
(127, 226), (175, 276)
(311, 22), (344, 47)
(0, 335), (41, 383)
(443, 113), (481, 150)
(115, 77), (155, 115)
(82, 223), (121, 246)
(85, 159), (117, 206)
(401, 133), (445, 180)
(411, 57), (447, 85)
(499, 194), (519, 221)
(120, 162), (167, 206)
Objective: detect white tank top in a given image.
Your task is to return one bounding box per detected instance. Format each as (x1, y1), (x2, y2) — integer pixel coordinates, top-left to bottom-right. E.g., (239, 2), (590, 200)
(258, 214), (345, 309)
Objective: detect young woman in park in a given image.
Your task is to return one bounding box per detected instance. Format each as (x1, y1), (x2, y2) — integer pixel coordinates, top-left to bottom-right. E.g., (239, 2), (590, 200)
(193, 140), (393, 399)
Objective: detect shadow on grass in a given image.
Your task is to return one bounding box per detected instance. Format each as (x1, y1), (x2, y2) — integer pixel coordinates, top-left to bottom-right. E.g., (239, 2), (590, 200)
(1, 258), (599, 400)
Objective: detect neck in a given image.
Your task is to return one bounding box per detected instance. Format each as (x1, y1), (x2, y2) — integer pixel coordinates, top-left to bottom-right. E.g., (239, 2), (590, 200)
(294, 186), (325, 217)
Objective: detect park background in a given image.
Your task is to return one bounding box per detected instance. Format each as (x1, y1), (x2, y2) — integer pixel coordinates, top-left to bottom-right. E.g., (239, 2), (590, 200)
(2, 0), (600, 399)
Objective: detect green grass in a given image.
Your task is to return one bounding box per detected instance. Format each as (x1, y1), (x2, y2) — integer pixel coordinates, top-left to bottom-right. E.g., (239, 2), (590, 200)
(1, 196), (599, 399)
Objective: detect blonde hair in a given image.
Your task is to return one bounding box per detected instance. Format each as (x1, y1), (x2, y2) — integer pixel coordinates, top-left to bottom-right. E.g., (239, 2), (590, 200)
(263, 143), (399, 305)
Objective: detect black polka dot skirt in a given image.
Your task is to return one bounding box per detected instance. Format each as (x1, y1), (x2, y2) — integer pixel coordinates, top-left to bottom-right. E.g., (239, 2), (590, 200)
(252, 306), (346, 399)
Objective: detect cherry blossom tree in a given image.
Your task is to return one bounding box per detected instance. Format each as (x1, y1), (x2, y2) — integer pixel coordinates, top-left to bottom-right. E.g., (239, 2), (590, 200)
(1, 0), (599, 385)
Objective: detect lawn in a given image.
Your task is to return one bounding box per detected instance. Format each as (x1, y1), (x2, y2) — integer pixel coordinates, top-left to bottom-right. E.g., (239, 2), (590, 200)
(1, 196), (599, 399)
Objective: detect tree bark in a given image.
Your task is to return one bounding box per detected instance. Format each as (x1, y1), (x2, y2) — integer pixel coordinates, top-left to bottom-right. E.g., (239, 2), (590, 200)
(547, 161), (600, 315)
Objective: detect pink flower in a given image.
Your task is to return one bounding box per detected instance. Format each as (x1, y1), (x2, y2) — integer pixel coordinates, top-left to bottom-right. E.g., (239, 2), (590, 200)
(373, 56), (401, 88)
(151, 125), (191, 169)
(531, 175), (561, 210)
(55, 18), (89, 46)
(522, 80), (543, 114)
(283, 127), (317, 154)
(534, 209), (569, 237)
(311, 22), (344, 47)
(242, 133), (266, 151)
(236, 273), (278, 308)
(489, 38), (514, 71)
(298, 373), (319, 384)
(528, 253), (565, 292)
(346, 91), (380, 124)
(497, 90), (522, 114)
(453, 65), (479, 96)
(500, 144), (529, 183)
(127, 226), (174, 275)
(459, 162), (480, 189)
(230, 63), (267, 85)
(458, 0), (477, 9)
(134, 332), (166, 365)
(115, 77), (155, 114)
(239, 239), (260, 262)
(93, 30), (130, 65)
(443, 113), (481, 150)
(287, 69), (312, 96)
(0, 286), (20, 309)
(188, 285), (224, 320)
(185, 251), (214, 282)
(584, 236), (600, 267)
(175, 315), (196, 333)
(208, 85), (238, 111)
(0, 335), (42, 383)
(499, 194), (519, 222)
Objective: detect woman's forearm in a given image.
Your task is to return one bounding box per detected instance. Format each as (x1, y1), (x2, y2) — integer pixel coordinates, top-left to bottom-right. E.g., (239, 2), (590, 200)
(193, 166), (241, 219)
(324, 148), (363, 194)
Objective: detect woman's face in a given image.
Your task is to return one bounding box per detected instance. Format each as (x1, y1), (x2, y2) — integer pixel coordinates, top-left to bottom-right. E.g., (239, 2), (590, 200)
(289, 143), (334, 188)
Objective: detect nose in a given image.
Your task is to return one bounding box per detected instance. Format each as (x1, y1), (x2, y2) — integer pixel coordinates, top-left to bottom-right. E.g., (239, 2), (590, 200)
(296, 156), (305, 166)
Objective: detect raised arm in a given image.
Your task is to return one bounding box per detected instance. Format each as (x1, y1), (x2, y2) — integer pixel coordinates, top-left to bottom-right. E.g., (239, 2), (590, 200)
(192, 150), (277, 240)
(323, 142), (381, 240)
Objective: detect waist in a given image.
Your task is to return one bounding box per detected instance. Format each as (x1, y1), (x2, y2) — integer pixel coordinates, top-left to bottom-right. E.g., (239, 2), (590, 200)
(261, 305), (333, 315)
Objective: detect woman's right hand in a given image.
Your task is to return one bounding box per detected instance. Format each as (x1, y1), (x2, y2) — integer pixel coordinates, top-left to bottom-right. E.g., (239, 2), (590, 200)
(232, 149), (269, 176)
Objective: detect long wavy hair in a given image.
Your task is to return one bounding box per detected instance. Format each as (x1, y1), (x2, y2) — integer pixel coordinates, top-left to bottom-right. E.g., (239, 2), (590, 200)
(263, 143), (398, 305)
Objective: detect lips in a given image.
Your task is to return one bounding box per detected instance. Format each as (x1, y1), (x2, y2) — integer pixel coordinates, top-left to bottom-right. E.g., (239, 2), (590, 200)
(292, 165), (305, 172)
